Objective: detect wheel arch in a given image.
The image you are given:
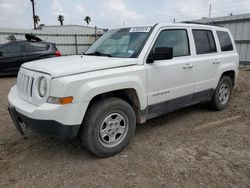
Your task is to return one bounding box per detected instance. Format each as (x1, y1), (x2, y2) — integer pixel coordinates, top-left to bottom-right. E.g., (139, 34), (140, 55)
(220, 70), (236, 87)
(86, 88), (145, 124)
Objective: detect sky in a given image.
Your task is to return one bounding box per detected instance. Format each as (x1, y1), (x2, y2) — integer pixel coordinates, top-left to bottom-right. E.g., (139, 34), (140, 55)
(1, 0), (250, 29)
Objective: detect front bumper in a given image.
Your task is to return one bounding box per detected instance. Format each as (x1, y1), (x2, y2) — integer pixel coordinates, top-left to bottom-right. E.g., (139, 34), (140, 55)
(8, 106), (80, 140)
(8, 86), (89, 140)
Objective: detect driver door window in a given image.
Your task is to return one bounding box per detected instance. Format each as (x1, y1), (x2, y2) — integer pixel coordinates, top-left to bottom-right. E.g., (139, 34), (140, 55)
(152, 29), (190, 57)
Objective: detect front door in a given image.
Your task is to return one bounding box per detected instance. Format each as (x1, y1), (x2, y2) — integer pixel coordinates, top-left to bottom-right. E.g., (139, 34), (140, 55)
(145, 28), (195, 117)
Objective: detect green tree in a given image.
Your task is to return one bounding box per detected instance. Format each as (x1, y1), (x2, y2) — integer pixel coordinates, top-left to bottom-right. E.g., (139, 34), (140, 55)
(84, 16), (91, 26)
(58, 15), (64, 26)
(34, 15), (40, 28)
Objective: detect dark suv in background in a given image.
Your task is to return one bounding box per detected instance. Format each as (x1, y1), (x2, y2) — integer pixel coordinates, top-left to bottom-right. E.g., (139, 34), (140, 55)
(0, 36), (61, 75)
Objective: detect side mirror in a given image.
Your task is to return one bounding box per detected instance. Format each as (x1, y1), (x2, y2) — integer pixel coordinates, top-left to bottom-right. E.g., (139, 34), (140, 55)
(147, 47), (173, 63)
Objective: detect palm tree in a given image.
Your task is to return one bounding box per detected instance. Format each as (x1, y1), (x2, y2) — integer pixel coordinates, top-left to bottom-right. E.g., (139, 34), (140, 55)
(34, 15), (40, 28)
(58, 15), (64, 26)
(84, 16), (91, 26)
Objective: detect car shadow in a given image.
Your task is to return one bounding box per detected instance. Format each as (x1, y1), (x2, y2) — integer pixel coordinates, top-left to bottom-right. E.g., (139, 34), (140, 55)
(0, 74), (17, 79)
(9, 103), (213, 160)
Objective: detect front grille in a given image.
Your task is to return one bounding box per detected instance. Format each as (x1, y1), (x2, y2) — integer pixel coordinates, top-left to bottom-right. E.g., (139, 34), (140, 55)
(16, 67), (51, 106)
(17, 71), (35, 100)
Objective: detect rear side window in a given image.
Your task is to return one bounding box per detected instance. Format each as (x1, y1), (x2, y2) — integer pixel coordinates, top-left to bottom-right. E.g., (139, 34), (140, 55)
(216, 31), (233, 52)
(27, 43), (48, 52)
(192, 30), (217, 55)
(152, 29), (190, 57)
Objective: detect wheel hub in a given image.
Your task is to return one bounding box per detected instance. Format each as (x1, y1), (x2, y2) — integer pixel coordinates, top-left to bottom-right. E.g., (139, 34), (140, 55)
(218, 83), (229, 104)
(99, 112), (128, 148)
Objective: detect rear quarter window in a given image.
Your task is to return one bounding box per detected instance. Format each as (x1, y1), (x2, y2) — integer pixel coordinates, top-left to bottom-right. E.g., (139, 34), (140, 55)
(192, 30), (217, 55)
(216, 31), (234, 52)
(27, 43), (49, 52)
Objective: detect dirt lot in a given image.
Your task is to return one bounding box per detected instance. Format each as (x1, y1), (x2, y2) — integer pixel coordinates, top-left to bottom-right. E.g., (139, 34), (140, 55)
(0, 70), (250, 188)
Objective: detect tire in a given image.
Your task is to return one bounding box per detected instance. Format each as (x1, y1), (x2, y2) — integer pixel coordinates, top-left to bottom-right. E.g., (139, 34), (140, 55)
(209, 76), (233, 110)
(80, 97), (136, 157)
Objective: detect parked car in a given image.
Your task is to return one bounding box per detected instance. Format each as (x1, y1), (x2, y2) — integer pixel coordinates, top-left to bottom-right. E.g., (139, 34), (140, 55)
(8, 23), (239, 157)
(0, 35), (61, 75)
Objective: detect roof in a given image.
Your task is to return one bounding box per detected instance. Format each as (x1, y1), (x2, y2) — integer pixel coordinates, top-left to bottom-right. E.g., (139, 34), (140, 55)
(0, 40), (54, 46)
(157, 23), (223, 29)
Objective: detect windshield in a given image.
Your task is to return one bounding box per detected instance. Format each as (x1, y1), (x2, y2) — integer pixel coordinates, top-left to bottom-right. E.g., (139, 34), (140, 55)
(85, 27), (152, 58)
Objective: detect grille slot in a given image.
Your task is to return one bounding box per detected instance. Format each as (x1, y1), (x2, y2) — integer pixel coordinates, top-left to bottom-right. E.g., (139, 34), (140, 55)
(17, 71), (35, 99)
(30, 77), (34, 97)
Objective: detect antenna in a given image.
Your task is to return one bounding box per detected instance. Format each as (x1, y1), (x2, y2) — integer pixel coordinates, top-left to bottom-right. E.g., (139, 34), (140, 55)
(209, 4), (212, 19)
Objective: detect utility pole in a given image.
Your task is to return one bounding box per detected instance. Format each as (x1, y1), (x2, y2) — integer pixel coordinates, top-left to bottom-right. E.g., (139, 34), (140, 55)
(209, 4), (212, 19)
(30, 0), (36, 29)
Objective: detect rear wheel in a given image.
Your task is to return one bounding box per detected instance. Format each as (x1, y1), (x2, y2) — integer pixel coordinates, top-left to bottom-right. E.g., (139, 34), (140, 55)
(81, 97), (136, 157)
(209, 76), (233, 110)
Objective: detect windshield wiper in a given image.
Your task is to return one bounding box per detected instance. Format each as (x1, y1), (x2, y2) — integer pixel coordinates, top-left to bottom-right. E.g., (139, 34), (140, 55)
(85, 51), (113, 57)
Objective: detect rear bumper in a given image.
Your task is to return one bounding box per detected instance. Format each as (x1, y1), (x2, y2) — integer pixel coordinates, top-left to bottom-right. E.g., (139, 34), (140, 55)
(8, 105), (80, 140)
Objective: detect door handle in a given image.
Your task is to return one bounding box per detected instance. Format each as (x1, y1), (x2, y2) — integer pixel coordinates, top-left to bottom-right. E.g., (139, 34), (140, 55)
(213, 60), (220, 64)
(183, 63), (194, 69)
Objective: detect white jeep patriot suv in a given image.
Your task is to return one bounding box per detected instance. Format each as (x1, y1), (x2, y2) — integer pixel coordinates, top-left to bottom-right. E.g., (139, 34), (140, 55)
(8, 23), (239, 157)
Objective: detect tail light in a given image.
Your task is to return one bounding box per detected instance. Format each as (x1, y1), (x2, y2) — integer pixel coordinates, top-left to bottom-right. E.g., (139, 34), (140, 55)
(55, 51), (61, 57)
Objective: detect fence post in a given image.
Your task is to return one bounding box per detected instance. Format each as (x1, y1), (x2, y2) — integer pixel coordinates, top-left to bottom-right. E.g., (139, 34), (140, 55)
(95, 26), (97, 41)
(74, 34), (78, 55)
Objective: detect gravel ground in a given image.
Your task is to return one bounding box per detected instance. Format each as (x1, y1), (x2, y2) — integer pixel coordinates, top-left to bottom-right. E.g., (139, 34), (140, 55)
(0, 70), (250, 188)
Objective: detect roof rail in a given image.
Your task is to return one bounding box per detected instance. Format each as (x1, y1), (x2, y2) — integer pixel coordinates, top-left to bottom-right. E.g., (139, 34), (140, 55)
(181, 21), (215, 25)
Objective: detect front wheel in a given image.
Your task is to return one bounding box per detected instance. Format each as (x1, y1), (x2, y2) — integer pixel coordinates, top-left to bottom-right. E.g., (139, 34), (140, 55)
(81, 97), (136, 157)
(209, 76), (233, 110)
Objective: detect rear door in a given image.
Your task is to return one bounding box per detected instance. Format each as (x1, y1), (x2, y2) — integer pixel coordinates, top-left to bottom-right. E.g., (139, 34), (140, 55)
(216, 30), (239, 74)
(192, 29), (220, 100)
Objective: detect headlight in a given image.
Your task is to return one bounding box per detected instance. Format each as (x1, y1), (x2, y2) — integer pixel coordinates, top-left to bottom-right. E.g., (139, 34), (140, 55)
(38, 77), (47, 97)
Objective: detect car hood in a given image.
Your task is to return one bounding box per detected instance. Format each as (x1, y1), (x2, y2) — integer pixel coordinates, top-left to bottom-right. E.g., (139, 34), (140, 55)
(22, 55), (138, 77)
